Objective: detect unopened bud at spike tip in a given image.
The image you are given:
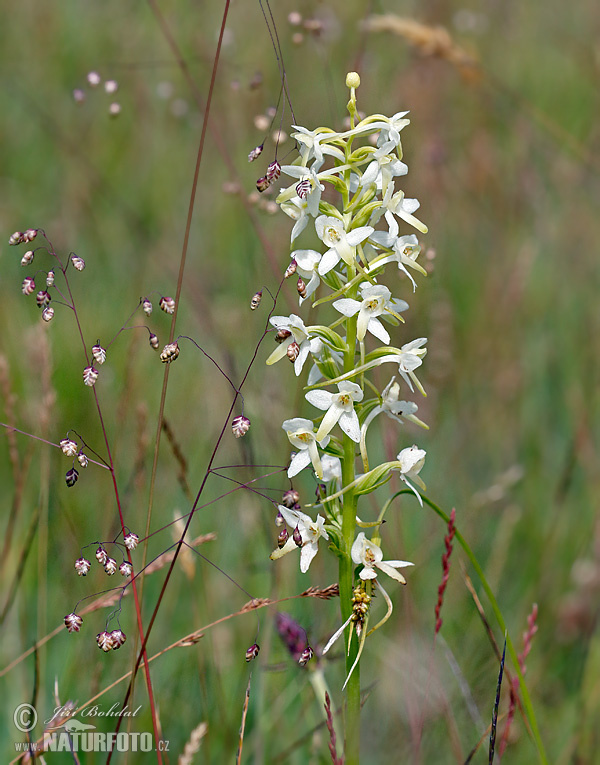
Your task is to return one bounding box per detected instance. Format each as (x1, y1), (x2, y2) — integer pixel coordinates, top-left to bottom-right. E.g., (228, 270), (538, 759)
(346, 72), (361, 89)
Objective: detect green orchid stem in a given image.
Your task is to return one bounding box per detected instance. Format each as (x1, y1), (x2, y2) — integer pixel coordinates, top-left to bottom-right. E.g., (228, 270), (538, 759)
(399, 490), (548, 765)
(340, 257), (360, 763)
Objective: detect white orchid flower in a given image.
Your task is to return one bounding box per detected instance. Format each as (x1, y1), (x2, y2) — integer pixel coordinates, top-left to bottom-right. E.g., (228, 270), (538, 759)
(351, 532), (413, 583)
(291, 126), (345, 172)
(333, 284), (408, 345)
(266, 314), (322, 376)
(360, 144), (408, 196)
(388, 338), (427, 394)
(359, 377), (428, 467)
(270, 505), (329, 572)
(293, 249), (323, 304)
(320, 454), (342, 486)
(279, 195), (311, 243)
(367, 232), (426, 292)
(370, 183), (428, 245)
(395, 445), (427, 504)
(305, 381), (364, 443)
(282, 418), (329, 479)
(373, 111), (411, 154)
(316, 216), (374, 276)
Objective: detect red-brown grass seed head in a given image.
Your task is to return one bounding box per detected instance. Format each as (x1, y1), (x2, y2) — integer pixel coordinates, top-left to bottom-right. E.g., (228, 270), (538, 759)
(65, 467), (79, 487)
(75, 557), (91, 576)
(160, 341), (179, 363)
(110, 629), (126, 649)
(245, 643), (260, 662)
(22, 277), (35, 295)
(83, 366), (99, 386)
(232, 415), (251, 438)
(65, 613), (83, 633)
(124, 533), (139, 550)
(96, 631), (114, 651)
(159, 296), (175, 314)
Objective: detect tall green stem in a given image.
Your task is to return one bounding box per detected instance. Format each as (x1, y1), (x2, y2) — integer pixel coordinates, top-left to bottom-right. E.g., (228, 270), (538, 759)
(340, 268), (360, 764)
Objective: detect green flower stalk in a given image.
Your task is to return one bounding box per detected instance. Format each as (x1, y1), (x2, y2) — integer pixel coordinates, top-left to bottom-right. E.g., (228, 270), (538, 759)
(268, 73), (429, 763)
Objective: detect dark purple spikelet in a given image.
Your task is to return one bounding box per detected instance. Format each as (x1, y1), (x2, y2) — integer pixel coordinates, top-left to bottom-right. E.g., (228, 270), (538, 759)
(282, 489), (300, 508)
(292, 525), (302, 547)
(298, 645), (314, 666)
(248, 144), (263, 163)
(284, 259), (297, 279)
(245, 643), (260, 662)
(65, 467), (79, 487)
(277, 527), (289, 548)
(275, 612), (310, 664)
(296, 179), (311, 199)
(256, 175), (270, 193)
(266, 160), (281, 182)
(434, 508), (456, 637)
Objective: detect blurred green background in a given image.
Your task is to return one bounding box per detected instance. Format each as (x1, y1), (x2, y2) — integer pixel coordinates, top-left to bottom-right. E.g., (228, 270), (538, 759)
(1, 0), (599, 762)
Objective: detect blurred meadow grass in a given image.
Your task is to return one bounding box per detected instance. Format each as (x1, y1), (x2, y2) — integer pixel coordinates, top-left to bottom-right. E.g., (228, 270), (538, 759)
(1, 0), (599, 762)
